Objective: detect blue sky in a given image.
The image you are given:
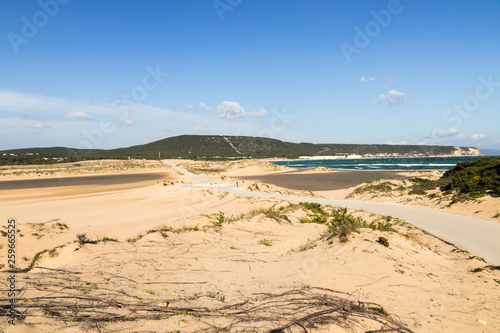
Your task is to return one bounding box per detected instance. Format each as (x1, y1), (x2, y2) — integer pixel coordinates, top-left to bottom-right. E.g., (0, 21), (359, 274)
(1, 0), (499, 151)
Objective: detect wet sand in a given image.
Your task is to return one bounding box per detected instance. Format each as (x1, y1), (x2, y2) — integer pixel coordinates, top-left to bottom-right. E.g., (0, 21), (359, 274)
(0, 172), (169, 190)
(236, 170), (407, 191)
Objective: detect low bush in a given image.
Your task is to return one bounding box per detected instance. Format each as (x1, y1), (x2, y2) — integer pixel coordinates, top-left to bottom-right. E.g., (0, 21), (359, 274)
(377, 236), (390, 247)
(76, 233), (91, 245)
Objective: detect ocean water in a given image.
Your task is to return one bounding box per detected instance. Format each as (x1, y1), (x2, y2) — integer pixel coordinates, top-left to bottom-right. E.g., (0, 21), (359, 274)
(271, 156), (482, 171)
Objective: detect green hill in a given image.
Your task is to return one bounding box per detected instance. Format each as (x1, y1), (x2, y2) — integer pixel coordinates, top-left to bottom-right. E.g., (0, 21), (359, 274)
(0, 135), (482, 165)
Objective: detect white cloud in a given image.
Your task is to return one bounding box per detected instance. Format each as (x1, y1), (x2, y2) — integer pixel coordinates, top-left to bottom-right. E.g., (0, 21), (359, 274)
(181, 104), (194, 111)
(23, 110), (43, 120)
(0, 90), (284, 150)
(121, 119), (135, 127)
(199, 102), (212, 112)
(192, 126), (208, 132)
(29, 123), (51, 129)
(470, 133), (485, 141)
(386, 140), (409, 145)
(433, 128), (466, 140)
(377, 89), (406, 106)
(360, 76), (375, 83)
(216, 101), (267, 119)
(64, 112), (91, 120)
(0, 90), (113, 117)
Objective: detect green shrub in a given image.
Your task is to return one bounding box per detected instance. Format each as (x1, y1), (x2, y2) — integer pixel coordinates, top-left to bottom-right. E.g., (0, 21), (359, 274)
(101, 236), (117, 242)
(369, 219), (395, 232)
(258, 239), (273, 246)
(299, 202), (325, 214)
(347, 181), (394, 197)
(377, 236), (389, 247)
(212, 211), (227, 228)
(325, 207), (365, 242)
(408, 177), (436, 195)
(248, 207), (290, 223)
(76, 233), (90, 245)
(408, 187), (427, 195)
(441, 157), (500, 198)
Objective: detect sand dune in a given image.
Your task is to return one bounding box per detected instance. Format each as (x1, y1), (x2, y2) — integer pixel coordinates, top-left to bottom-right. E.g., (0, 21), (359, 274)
(1, 159), (499, 332)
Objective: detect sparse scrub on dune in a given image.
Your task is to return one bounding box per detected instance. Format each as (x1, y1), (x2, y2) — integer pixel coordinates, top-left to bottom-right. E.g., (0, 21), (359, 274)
(277, 202), (302, 214)
(126, 234), (144, 243)
(186, 164), (227, 174)
(29, 245), (64, 267)
(299, 205), (366, 242)
(368, 216), (396, 232)
(247, 206), (291, 223)
(299, 202), (325, 214)
(206, 211), (233, 230)
(325, 207), (366, 243)
(299, 204), (396, 243)
(408, 177), (436, 195)
(100, 236), (118, 242)
(76, 233), (92, 245)
(377, 236), (390, 247)
(258, 239), (273, 246)
(53, 222), (68, 230)
(30, 249), (48, 267)
(247, 182), (261, 191)
(346, 181), (400, 198)
(293, 239), (318, 252)
(149, 224), (200, 236)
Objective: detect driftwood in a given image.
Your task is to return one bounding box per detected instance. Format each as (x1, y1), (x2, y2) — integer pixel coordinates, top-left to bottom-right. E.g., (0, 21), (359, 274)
(1, 266), (413, 332)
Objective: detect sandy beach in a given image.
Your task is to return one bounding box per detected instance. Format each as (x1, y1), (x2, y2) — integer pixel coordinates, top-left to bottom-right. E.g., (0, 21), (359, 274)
(1, 159), (499, 332)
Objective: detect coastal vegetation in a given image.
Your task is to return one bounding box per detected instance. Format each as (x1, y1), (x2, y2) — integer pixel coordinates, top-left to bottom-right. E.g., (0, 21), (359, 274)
(408, 156), (500, 202)
(348, 157), (500, 203)
(439, 156), (500, 199)
(298, 204), (396, 243)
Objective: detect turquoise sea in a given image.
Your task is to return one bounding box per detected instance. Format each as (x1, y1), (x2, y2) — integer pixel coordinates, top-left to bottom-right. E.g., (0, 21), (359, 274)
(271, 156), (483, 171)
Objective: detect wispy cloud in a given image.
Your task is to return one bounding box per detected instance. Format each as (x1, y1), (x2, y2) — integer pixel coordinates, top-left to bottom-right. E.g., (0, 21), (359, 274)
(216, 101), (267, 119)
(192, 126), (208, 132)
(181, 104), (194, 111)
(64, 112), (91, 120)
(23, 110), (43, 120)
(29, 123), (52, 129)
(360, 76), (375, 83)
(0, 90), (112, 117)
(121, 119), (135, 127)
(0, 90), (278, 150)
(431, 128), (466, 140)
(470, 133), (485, 141)
(385, 140), (409, 145)
(377, 89), (406, 106)
(199, 102), (212, 112)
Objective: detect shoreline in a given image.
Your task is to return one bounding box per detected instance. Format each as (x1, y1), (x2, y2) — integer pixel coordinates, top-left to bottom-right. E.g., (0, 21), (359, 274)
(234, 170), (410, 191)
(0, 171), (170, 190)
(265, 154), (484, 162)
